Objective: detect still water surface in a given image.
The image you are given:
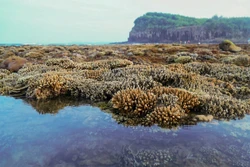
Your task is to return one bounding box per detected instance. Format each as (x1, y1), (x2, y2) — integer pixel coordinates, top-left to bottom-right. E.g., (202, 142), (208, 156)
(0, 96), (250, 167)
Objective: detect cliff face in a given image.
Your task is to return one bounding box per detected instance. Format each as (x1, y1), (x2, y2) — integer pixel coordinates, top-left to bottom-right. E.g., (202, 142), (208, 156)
(128, 26), (248, 43)
(128, 13), (250, 43)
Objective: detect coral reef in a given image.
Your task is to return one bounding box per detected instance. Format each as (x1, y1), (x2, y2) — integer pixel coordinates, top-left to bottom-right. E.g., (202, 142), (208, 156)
(0, 44), (249, 128)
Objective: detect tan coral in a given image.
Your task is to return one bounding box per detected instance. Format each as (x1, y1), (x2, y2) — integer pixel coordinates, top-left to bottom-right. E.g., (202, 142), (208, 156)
(150, 86), (200, 113)
(144, 105), (185, 126)
(46, 58), (76, 69)
(112, 88), (157, 118)
(27, 72), (68, 99)
(76, 59), (133, 70)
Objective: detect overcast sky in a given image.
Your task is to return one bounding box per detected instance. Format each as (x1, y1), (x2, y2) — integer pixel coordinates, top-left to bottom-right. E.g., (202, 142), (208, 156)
(1, 0), (250, 44)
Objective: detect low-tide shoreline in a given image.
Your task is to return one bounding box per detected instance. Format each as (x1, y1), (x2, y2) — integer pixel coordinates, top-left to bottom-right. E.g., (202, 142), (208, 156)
(0, 43), (249, 128)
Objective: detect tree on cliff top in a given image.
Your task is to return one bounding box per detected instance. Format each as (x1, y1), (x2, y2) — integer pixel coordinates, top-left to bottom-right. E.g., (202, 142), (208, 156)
(132, 12), (250, 34)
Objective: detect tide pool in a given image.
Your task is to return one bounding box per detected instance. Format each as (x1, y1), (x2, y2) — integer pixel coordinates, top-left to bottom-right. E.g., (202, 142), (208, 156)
(0, 96), (250, 167)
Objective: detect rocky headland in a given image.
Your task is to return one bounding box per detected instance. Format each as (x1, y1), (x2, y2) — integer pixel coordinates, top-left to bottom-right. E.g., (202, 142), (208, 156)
(128, 12), (250, 43)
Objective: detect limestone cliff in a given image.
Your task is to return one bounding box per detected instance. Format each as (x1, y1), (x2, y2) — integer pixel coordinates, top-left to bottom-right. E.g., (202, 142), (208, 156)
(128, 13), (250, 43)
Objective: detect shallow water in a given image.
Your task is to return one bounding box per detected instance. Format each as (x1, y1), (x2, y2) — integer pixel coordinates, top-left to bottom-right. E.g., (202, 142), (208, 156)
(0, 96), (250, 167)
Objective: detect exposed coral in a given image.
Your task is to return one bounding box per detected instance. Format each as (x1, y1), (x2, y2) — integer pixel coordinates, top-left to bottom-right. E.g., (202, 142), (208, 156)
(184, 62), (250, 86)
(150, 66), (203, 90)
(0, 44), (249, 128)
(46, 58), (76, 69)
(76, 59), (133, 70)
(111, 86), (200, 127)
(174, 56), (193, 64)
(232, 55), (250, 67)
(0, 69), (11, 79)
(66, 78), (122, 101)
(149, 87), (200, 113)
(144, 105), (186, 126)
(26, 72), (68, 99)
(112, 88), (157, 118)
(197, 95), (247, 119)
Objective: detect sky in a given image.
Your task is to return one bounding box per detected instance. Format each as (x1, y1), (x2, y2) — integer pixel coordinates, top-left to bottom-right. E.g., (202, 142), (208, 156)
(1, 0), (250, 44)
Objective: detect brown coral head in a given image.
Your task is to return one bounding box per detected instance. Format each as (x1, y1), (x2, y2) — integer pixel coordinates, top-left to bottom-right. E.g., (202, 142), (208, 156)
(1, 56), (27, 72)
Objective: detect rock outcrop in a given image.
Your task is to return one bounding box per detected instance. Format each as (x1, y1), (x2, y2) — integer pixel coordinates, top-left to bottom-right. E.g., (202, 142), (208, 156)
(128, 13), (250, 43)
(219, 40), (241, 52)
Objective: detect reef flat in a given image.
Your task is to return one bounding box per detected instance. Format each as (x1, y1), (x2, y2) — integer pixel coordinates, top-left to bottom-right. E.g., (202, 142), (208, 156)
(0, 43), (250, 128)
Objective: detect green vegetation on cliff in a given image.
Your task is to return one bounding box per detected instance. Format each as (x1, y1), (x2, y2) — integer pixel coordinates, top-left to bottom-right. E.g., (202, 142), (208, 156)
(133, 12), (250, 34)
(133, 12), (206, 31)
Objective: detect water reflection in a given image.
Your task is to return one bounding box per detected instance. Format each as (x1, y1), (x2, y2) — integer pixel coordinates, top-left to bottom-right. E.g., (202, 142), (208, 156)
(23, 96), (203, 129)
(0, 96), (250, 167)
(23, 97), (92, 114)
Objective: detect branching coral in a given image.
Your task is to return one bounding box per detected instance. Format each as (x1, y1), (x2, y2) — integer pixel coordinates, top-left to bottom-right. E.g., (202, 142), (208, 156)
(66, 77), (122, 101)
(46, 58), (76, 69)
(157, 93), (179, 107)
(184, 62), (250, 85)
(112, 88), (157, 118)
(18, 63), (64, 76)
(26, 72), (68, 99)
(0, 69), (11, 79)
(144, 105), (185, 126)
(197, 95), (247, 119)
(124, 75), (161, 90)
(150, 67), (203, 90)
(72, 69), (109, 80)
(76, 59), (133, 70)
(111, 86), (200, 126)
(149, 87), (200, 113)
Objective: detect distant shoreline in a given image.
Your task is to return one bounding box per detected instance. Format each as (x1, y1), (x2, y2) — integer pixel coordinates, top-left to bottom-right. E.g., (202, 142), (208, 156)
(0, 41), (249, 46)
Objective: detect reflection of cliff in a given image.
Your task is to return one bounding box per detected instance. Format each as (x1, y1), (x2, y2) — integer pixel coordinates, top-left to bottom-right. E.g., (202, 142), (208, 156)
(128, 13), (250, 43)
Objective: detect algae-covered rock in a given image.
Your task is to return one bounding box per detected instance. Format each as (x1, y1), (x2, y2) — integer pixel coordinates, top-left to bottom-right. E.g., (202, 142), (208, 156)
(219, 40), (241, 52)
